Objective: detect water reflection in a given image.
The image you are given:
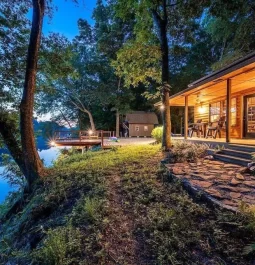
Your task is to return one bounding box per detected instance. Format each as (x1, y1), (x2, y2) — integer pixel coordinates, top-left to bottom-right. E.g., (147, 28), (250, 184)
(0, 147), (62, 203)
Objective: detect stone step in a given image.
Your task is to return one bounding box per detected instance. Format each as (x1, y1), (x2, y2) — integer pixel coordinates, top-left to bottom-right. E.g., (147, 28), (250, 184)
(227, 144), (255, 153)
(213, 153), (251, 167)
(219, 149), (253, 160)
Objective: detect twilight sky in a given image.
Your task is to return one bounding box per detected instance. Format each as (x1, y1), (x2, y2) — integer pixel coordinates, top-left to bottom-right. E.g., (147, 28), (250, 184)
(43, 0), (97, 39)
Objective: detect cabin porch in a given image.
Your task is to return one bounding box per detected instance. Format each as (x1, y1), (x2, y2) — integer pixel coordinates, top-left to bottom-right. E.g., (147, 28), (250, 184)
(167, 53), (255, 143)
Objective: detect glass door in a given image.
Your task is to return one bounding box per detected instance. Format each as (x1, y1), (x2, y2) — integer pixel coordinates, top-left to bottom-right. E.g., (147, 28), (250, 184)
(244, 95), (255, 138)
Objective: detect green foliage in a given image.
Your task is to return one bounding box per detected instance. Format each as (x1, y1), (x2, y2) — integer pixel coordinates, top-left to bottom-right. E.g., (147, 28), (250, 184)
(151, 126), (163, 143)
(169, 140), (208, 162)
(112, 41), (161, 88)
(239, 204), (255, 255)
(71, 196), (104, 225)
(33, 226), (82, 265)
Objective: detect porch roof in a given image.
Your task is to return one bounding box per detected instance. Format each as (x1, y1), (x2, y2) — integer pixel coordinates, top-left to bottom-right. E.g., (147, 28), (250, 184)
(161, 51), (255, 107)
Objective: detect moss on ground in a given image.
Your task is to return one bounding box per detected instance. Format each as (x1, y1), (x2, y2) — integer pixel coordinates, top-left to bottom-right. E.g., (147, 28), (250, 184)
(0, 144), (254, 264)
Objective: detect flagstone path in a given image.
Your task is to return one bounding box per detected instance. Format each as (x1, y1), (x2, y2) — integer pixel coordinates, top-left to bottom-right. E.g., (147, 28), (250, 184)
(165, 159), (255, 210)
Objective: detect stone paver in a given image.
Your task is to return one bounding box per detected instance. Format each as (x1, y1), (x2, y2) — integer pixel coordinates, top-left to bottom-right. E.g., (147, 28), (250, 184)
(165, 159), (255, 210)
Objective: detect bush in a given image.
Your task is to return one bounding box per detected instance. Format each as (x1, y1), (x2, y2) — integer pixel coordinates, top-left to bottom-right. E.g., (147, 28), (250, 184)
(151, 126), (163, 143)
(33, 226), (82, 265)
(71, 196), (104, 225)
(169, 141), (208, 162)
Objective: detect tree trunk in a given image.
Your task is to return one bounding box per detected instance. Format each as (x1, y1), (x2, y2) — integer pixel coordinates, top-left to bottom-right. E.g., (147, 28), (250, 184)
(86, 110), (96, 132)
(60, 109), (72, 129)
(0, 113), (26, 176)
(20, 0), (45, 190)
(152, 1), (171, 150)
(116, 109), (120, 137)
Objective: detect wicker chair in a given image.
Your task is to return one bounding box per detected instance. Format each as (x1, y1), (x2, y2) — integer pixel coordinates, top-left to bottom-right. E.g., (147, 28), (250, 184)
(206, 116), (226, 139)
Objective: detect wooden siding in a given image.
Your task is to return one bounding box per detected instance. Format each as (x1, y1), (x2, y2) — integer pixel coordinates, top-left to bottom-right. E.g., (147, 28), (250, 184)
(194, 103), (210, 123)
(129, 124), (154, 137)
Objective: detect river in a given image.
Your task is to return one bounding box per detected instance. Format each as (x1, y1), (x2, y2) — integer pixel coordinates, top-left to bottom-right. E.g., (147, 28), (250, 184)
(0, 147), (61, 203)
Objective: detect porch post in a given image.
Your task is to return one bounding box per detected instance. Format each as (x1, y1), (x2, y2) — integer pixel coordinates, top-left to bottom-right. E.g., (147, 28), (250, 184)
(184, 95), (188, 139)
(226, 79), (231, 143)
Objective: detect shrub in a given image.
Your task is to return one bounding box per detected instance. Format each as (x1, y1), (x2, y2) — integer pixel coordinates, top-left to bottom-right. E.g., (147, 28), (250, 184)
(169, 141), (208, 162)
(151, 126), (163, 143)
(239, 204), (255, 255)
(33, 226), (82, 265)
(71, 197), (104, 225)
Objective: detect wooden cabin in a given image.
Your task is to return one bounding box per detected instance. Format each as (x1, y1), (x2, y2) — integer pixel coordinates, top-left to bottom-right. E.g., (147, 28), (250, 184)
(156, 51), (255, 142)
(126, 111), (159, 137)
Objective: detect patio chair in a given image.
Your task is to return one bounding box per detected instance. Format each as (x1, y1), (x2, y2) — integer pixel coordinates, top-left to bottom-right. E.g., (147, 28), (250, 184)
(188, 119), (203, 138)
(206, 116), (226, 139)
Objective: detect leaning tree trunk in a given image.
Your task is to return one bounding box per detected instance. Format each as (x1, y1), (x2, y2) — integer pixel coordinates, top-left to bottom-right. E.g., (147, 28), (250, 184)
(87, 110), (96, 132)
(20, 0), (45, 190)
(152, 1), (172, 150)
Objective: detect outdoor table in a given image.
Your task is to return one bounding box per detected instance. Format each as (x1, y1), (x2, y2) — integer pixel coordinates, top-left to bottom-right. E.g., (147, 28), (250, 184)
(188, 122), (208, 138)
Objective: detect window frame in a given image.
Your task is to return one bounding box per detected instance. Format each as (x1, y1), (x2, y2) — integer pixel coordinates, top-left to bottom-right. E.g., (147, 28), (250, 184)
(209, 97), (237, 126)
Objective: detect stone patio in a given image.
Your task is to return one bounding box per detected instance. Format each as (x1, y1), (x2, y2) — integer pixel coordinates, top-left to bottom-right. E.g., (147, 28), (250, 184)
(165, 159), (255, 210)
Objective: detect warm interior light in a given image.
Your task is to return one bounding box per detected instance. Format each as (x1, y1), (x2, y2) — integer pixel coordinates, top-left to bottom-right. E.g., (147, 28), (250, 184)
(198, 104), (205, 114)
(88, 129), (93, 135)
(160, 105), (165, 111)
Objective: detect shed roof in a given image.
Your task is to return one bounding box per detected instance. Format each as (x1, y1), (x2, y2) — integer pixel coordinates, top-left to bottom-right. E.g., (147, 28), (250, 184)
(126, 111), (159, 124)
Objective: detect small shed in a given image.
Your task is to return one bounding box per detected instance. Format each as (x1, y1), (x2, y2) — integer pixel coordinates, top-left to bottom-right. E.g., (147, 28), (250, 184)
(126, 111), (159, 137)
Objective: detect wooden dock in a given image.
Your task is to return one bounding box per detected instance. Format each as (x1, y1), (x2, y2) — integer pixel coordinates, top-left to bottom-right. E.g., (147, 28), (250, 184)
(52, 130), (115, 149)
(54, 139), (102, 147)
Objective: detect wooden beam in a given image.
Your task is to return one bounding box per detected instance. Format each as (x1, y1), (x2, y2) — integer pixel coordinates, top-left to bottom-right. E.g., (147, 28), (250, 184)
(240, 95), (244, 139)
(184, 96), (188, 139)
(226, 79), (231, 143)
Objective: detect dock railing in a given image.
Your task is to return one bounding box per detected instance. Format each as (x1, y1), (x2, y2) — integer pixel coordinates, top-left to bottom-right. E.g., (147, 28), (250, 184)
(53, 130), (115, 147)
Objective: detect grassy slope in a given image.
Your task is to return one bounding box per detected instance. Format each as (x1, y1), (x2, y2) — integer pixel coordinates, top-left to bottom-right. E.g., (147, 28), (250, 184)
(0, 145), (255, 264)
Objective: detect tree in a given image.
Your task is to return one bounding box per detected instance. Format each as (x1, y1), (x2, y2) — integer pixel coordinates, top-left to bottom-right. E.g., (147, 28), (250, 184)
(204, 0), (255, 70)
(19, 0), (46, 189)
(113, 0), (173, 149)
(0, 0), (47, 191)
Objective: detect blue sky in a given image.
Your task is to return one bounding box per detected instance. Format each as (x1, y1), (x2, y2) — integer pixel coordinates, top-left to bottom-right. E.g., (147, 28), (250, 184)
(43, 0), (97, 39)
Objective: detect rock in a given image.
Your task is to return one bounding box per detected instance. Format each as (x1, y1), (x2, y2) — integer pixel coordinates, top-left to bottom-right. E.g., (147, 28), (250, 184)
(204, 155), (214, 160)
(249, 166), (255, 172)
(230, 178), (242, 186)
(220, 175), (231, 180)
(235, 173), (245, 180)
(243, 195), (255, 200)
(222, 199), (238, 207)
(210, 161), (223, 165)
(248, 162), (255, 168)
(230, 192), (242, 199)
(218, 185), (250, 193)
(191, 180), (213, 188)
(209, 170), (225, 174)
(198, 175), (215, 180)
(236, 187), (251, 193)
(172, 167), (185, 175)
(243, 181), (255, 187)
(239, 167), (250, 174)
(207, 189), (222, 199)
(227, 171), (236, 176)
(218, 185), (237, 192)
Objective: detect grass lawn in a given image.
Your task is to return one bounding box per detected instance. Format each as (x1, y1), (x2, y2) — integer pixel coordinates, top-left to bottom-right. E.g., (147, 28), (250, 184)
(0, 144), (255, 264)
